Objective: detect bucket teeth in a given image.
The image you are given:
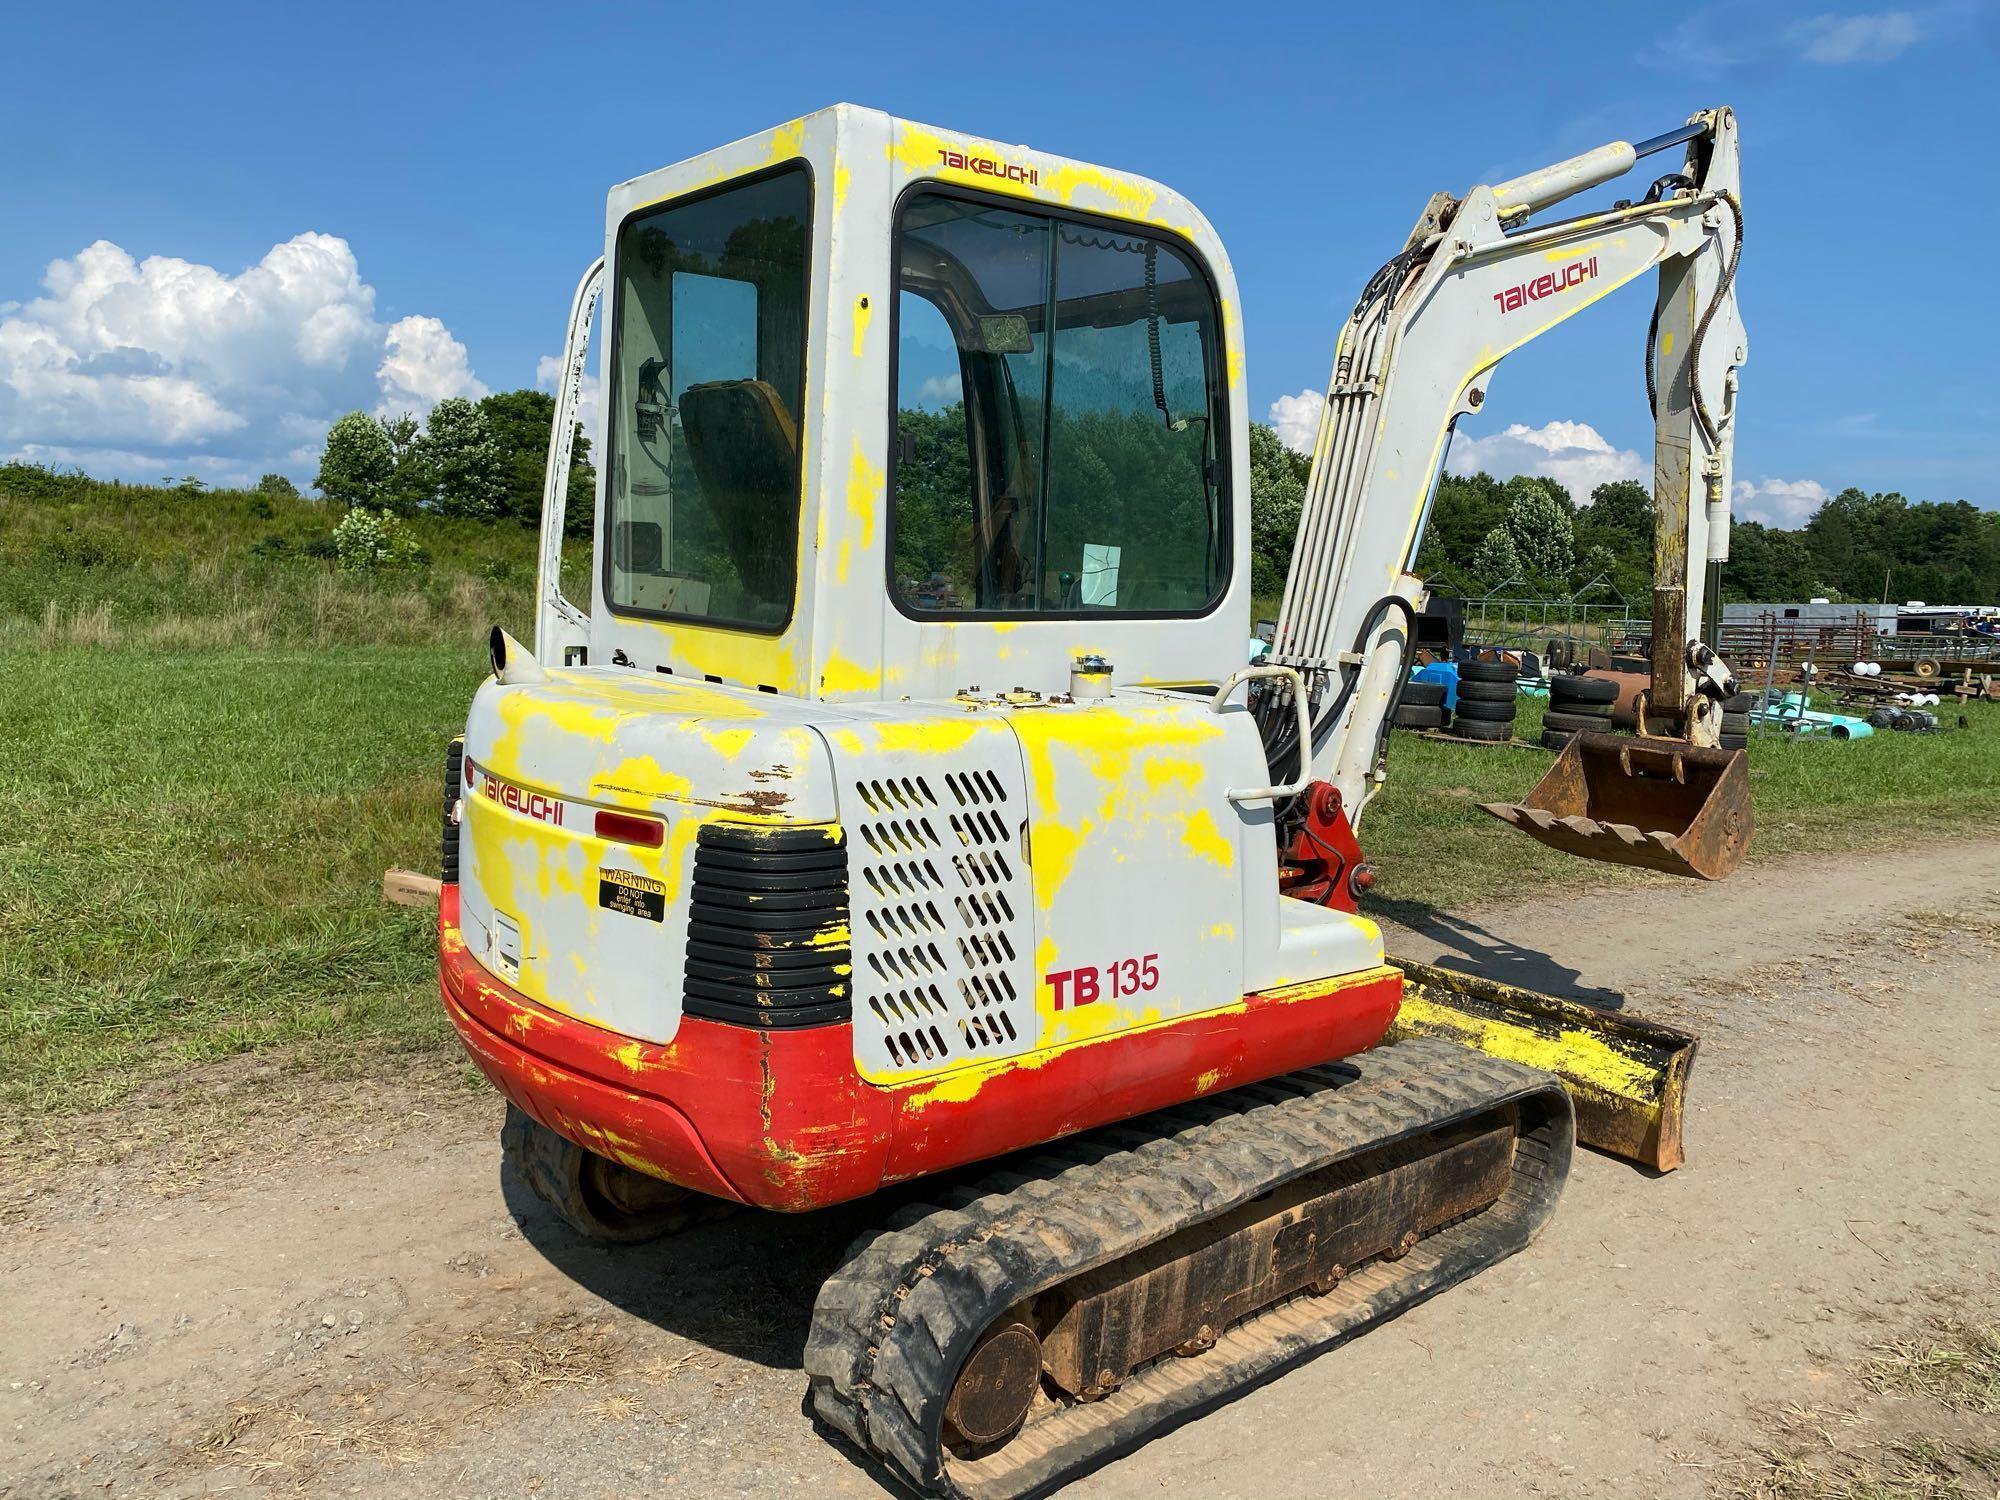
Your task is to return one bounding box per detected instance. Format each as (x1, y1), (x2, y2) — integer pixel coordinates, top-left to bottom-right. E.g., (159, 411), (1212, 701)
(1479, 731), (1753, 880)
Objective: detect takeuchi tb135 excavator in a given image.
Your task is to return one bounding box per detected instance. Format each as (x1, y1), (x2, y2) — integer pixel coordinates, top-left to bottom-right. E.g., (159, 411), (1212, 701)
(439, 103), (1748, 1495)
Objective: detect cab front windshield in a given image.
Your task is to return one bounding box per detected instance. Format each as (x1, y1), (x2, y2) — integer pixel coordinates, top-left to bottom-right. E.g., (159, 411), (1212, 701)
(606, 167), (811, 629)
(892, 192), (1228, 616)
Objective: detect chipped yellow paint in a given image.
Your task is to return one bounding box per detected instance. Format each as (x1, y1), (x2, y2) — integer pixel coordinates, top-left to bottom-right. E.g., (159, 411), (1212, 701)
(887, 123), (1195, 236)
(1544, 238), (1606, 263)
(631, 115), (812, 210)
(1193, 1068), (1222, 1094)
(894, 964), (1400, 1100)
(612, 1041), (647, 1075)
(767, 117), (805, 162)
(820, 651), (880, 697)
(1393, 993), (1660, 1100)
(1141, 754), (1204, 797)
(1180, 807), (1235, 869)
(846, 435), (882, 548)
(1253, 963), (1400, 1004)
(904, 1069), (988, 1108)
(851, 289), (872, 359)
(697, 726), (756, 763)
(1209, 921), (1236, 940)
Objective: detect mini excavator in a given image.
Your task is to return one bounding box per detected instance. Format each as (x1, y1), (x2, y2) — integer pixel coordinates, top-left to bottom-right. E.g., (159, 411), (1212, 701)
(439, 103), (1748, 1495)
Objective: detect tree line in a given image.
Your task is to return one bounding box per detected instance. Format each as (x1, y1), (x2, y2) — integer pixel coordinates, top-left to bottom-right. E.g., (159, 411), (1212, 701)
(1247, 425), (1999, 607)
(298, 404), (1994, 608)
(314, 391), (594, 534)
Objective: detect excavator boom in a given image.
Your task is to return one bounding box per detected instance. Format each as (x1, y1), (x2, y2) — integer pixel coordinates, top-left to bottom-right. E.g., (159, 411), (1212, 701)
(1267, 109), (1752, 878)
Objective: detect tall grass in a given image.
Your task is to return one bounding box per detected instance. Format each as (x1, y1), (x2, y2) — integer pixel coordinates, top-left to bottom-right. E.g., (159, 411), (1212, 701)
(1, 465), (549, 649)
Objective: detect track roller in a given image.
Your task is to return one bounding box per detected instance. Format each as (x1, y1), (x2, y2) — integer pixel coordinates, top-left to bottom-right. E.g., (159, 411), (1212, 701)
(806, 1038), (1573, 1498)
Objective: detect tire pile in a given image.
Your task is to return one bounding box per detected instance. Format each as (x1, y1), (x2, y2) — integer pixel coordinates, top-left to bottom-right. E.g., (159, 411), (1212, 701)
(1392, 678), (1450, 732)
(1450, 659), (1519, 742)
(1542, 673), (1617, 750)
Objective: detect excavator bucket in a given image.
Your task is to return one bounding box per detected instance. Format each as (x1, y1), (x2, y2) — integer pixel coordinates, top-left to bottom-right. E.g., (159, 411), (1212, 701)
(1480, 732), (1752, 880)
(1387, 957), (1698, 1171)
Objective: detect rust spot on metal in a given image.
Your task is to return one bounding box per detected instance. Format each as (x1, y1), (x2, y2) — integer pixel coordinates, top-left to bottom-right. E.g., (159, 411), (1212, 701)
(1479, 732), (1752, 880)
(747, 764), (792, 782)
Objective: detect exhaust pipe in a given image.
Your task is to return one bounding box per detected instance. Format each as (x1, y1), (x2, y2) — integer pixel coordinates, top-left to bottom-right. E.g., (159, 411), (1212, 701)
(489, 626), (548, 685)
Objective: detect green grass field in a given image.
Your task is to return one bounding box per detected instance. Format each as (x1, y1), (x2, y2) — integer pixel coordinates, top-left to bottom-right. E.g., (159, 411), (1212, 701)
(4, 469), (1996, 1126)
(5, 635), (1993, 1123)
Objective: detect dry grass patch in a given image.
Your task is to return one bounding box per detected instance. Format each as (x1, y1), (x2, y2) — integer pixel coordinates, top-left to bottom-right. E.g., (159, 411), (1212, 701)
(1867, 1317), (2000, 1416)
(1719, 1291), (2000, 1500)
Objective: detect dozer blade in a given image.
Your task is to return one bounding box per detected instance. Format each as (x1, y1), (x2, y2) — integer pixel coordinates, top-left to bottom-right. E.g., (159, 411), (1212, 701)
(1387, 956), (1697, 1171)
(1480, 731), (1752, 880)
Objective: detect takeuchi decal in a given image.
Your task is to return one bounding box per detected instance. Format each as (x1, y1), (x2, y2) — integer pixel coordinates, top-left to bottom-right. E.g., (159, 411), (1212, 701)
(478, 768), (564, 828)
(1492, 255), (1599, 314)
(938, 146), (1039, 186)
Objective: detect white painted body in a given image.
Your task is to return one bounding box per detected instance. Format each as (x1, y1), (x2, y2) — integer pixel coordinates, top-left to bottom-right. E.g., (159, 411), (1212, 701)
(476, 103), (1740, 1075)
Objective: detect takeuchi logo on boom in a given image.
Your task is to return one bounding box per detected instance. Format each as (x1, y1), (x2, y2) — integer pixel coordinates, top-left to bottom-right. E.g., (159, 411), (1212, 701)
(938, 146), (1039, 186)
(1492, 255), (1599, 314)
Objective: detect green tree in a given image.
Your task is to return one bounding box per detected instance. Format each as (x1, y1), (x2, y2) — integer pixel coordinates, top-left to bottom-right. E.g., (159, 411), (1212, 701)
(1246, 422), (1307, 599)
(1471, 525), (1521, 584)
(1584, 479), (1652, 540)
(314, 412), (394, 504)
(376, 412), (432, 512)
(256, 473), (299, 498)
(1503, 476), (1575, 582)
(477, 388), (595, 532)
(1414, 470), (1507, 578)
(419, 398), (507, 519)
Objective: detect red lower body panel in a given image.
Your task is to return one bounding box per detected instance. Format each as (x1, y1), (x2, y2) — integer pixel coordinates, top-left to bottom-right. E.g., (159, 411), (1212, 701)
(440, 887), (1402, 1211)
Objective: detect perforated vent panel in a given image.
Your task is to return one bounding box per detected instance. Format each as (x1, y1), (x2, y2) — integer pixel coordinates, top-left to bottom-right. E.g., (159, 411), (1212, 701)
(837, 732), (1038, 1080)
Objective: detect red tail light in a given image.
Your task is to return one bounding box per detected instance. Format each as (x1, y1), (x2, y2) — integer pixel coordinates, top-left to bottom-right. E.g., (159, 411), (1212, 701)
(595, 809), (665, 848)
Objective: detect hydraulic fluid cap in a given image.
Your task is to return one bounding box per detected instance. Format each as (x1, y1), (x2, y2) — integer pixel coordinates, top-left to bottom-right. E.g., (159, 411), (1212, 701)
(1070, 654), (1114, 700)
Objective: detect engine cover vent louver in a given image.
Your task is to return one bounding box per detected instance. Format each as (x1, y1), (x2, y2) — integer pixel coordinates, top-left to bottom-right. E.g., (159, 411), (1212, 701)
(683, 823), (850, 1029)
(847, 764), (1036, 1076)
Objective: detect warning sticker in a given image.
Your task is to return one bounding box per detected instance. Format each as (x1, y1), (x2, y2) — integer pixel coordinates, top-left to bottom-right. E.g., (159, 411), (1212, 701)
(598, 867), (666, 922)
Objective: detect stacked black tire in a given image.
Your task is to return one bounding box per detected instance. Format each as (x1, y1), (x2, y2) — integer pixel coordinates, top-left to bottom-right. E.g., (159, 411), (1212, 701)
(1718, 691), (1752, 750)
(1543, 674), (1617, 751)
(1452, 659), (1519, 742)
(1392, 678), (1450, 732)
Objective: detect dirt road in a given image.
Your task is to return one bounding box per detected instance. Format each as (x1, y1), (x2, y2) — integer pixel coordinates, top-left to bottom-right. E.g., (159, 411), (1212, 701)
(6, 843), (1998, 1498)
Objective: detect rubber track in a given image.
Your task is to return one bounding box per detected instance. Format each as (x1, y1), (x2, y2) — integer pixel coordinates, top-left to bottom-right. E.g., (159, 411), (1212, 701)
(804, 1037), (1573, 1498)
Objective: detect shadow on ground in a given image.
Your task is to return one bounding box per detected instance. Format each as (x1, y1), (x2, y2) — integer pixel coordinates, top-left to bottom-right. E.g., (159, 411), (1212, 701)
(502, 1165), (900, 1371)
(1368, 897), (1627, 1007)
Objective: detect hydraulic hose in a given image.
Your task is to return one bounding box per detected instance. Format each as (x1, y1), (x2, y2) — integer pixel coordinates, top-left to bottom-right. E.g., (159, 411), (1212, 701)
(1257, 594), (1420, 795)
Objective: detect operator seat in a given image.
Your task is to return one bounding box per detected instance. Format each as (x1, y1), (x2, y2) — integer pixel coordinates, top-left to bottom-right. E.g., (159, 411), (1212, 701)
(678, 378), (800, 606)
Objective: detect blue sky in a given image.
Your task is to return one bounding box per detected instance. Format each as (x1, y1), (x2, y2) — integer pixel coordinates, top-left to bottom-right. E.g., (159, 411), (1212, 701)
(2, 0), (1993, 524)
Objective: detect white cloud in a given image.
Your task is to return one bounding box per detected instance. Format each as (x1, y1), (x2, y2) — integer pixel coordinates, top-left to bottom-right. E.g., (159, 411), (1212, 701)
(0, 234), (484, 487)
(1267, 389), (1324, 455)
(377, 315), (485, 417)
(1734, 476), (1829, 526)
(1791, 9), (1921, 61)
(1448, 420), (1648, 497)
(1646, 2), (1930, 73)
(534, 353), (604, 456)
